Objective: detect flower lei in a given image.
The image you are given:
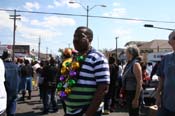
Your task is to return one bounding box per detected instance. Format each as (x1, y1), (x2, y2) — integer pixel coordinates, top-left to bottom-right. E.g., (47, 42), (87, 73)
(57, 49), (85, 99)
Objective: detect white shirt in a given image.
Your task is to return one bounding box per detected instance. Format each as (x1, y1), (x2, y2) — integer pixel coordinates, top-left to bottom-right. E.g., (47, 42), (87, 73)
(146, 65), (153, 77)
(118, 65), (123, 77)
(0, 59), (7, 114)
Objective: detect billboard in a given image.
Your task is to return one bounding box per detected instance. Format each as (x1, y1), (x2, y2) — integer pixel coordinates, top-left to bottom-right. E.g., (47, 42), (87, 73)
(14, 45), (30, 54)
(0, 44), (30, 56)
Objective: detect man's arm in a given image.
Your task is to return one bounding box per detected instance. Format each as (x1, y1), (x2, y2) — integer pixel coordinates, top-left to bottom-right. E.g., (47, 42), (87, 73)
(156, 76), (163, 107)
(133, 63), (143, 100)
(84, 84), (109, 116)
(155, 57), (164, 107)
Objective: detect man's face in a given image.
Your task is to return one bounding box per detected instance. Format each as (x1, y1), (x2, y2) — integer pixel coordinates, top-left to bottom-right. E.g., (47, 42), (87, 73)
(73, 28), (91, 53)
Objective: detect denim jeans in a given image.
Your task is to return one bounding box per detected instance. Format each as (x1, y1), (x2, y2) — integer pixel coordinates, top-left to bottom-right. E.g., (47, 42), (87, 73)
(38, 84), (43, 99)
(7, 95), (17, 116)
(21, 77), (32, 91)
(157, 107), (175, 116)
(42, 87), (57, 111)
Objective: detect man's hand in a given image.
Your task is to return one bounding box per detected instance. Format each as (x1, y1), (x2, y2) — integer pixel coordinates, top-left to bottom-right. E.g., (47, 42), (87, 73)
(132, 98), (139, 108)
(156, 94), (161, 108)
(85, 84), (109, 116)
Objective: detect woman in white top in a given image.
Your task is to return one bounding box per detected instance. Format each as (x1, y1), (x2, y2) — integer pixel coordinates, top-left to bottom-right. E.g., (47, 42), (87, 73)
(0, 58), (7, 115)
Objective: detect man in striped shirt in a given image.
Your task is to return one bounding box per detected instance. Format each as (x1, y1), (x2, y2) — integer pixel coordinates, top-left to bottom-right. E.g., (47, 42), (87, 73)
(65, 26), (110, 116)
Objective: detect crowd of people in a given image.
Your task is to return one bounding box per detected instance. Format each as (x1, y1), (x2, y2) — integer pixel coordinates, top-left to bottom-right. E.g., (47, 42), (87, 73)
(0, 26), (175, 116)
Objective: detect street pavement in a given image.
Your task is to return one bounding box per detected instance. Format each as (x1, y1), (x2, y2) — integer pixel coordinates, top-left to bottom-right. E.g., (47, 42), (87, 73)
(16, 90), (129, 116)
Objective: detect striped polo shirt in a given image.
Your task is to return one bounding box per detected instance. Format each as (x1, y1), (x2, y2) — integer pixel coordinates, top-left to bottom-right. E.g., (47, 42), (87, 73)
(65, 48), (110, 114)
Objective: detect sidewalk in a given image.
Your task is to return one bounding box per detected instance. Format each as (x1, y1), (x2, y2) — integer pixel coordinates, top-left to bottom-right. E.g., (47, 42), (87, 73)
(16, 90), (128, 116)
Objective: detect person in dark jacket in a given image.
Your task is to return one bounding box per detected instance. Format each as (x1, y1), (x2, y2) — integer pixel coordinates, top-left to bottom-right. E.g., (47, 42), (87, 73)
(20, 59), (33, 101)
(2, 51), (20, 116)
(42, 58), (58, 114)
(122, 45), (143, 116)
(103, 56), (118, 114)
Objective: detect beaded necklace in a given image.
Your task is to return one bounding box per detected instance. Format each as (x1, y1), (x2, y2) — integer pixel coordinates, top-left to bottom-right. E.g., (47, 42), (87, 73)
(57, 49), (85, 99)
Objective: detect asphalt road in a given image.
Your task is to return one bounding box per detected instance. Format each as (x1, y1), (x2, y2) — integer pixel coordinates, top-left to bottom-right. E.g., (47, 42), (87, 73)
(15, 90), (129, 116)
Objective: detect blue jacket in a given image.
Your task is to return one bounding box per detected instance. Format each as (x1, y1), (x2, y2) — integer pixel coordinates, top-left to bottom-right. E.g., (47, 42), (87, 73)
(4, 61), (20, 96)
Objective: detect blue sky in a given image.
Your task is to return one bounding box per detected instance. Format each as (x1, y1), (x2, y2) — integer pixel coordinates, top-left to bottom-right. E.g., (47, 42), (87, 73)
(0, 0), (175, 55)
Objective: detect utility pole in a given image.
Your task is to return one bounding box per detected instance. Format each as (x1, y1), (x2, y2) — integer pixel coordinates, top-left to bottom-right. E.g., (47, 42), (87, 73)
(46, 47), (48, 59)
(38, 36), (41, 60)
(115, 36), (119, 62)
(97, 36), (99, 50)
(9, 9), (21, 61)
(86, 5), (89, 27)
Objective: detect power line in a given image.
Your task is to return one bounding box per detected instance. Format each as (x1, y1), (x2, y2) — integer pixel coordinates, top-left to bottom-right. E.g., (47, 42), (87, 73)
(91, 15), (175, 24)
(1, 8), (175, 24)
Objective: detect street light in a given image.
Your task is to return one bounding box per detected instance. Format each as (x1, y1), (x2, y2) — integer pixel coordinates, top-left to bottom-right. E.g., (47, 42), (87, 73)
(144, 24), (174, 52)
(144, 24), (174, 31)
(69, 1), (106, 27)
(115, 36), (119, 61)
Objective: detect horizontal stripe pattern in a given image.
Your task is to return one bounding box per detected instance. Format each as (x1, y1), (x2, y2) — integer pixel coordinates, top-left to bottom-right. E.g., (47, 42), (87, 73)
(65, 48), (110, 114)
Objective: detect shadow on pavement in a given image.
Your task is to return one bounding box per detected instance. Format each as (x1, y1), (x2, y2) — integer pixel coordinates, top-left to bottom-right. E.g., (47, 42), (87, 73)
(16, 111), (43, 116)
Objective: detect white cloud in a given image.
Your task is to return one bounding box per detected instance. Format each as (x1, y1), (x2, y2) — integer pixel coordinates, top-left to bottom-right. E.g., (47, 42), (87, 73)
(53, 0), (62, 7)
(126, 18), (143, 24)
(47, 0), (67, 8)
(113, 28), (131, 37)
(103, 8), (127, 17)
(30, 16), (76, 27)
(0, 11), (72, 54)
(21, 16), (29, 23)
(113, 2), (121, 7)
(48, 5), (54, 9)
(15, 22), (62, 50)
(17, 23), (62, 39)
(103, 2), (126, 17)
(0, 11), (13, 30)
(68, 3), (80, 8)
(23, 2), (40, 11)
(31, 20), (40, 26)
(44, 16), (75, 27)
(48, 0), (78, 9)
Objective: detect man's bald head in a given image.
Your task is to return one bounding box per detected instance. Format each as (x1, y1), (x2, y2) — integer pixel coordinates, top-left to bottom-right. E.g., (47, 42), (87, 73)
(169, 31), (175, 40)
